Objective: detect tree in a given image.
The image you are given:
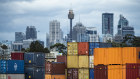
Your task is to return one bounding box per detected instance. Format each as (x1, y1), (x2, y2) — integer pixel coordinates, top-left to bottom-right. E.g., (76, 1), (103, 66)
(43, 47), (50, 53)
(50, 43), (67, 55)
(1, 45), (8, 49)
(29, 41), (44, 52)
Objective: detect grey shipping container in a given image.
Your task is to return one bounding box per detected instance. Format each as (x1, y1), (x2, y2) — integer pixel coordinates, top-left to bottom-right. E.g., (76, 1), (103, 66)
(25, 67), (45, 79)
(24, 52), (45, 67)
(6, 74), (25, 79)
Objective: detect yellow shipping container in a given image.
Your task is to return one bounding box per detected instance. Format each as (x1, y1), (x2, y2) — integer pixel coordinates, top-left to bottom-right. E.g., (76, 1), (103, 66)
(108, 65), (126, 79)
(45, 74), (51, 79)
(94, 47), (140, 65)
(94, 48), (106, 65)
(67, 56), (79, 68)
(122, 47), (140, 64)
(78, 69), (89, 79)
(79, 56), (89, 68)
(51, 75), (65, 79)
(67, 42), (78, 55)
(0, 74), (6, 79)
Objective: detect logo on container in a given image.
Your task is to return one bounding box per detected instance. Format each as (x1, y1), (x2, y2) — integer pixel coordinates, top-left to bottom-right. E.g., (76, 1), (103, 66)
(14, 63), (17, 71)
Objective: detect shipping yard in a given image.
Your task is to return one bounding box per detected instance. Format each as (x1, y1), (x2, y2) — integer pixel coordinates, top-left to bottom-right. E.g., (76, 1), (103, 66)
(0, 42), (140, 79)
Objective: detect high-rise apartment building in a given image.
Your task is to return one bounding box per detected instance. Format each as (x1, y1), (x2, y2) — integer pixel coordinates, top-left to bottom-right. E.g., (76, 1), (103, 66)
(102, 13), (114, 36)
(49, 20), (63, 45)
(26, 26), (37, 40)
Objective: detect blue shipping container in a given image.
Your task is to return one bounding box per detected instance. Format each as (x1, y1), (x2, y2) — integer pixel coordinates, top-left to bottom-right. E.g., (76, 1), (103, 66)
(89, 68), (94, 79)
(94, 42), (100, 48)
(24, 52), (45, 67)
(25, 67), (45, 79)
(89, 42), (100, 55)
(0, 60), (7, 74)
(7, 60), (24, 74)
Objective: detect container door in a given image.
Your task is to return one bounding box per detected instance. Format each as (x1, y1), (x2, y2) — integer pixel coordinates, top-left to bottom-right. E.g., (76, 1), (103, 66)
(89, 42), (94, 55)
(90, 69), (94, 79)
(24, 53), (34, 66)
(35, 67), (45, 79)
(67, 69), (73, 79)
(25, 67), (34, 79)
(0, 60), (7, 74)
(36, 53), (45, 67)
(73, 69), (78, 79)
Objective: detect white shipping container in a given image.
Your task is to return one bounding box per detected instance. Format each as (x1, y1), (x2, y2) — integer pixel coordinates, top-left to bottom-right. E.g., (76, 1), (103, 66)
(89, 56), (94, 68)
(6, 74), (25, 79)
(0, 74), (6, 79)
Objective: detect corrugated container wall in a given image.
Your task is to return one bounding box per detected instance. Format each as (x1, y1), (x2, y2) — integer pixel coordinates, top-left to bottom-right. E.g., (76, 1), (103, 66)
(11, 52), (24, 60)
(57, 55), (67, 67)
(67, 42), (78, 55)
(51, 75), (65, 79)
(0, 60), (6, 74)
(89, 56), (94, 68)
(24, 52), (45, 67)
(108, 65), (125, 79)
(78, 69), (89, 79)
(51, 62), (66, 74)
(6, 74), (25, 79)
(89, 69), (94, 79)
(45, 62), (52, 74)
(89, 42), (95, 55)
(78, 42), (89, 55)
(126, 64), (140, 79)
(100, 43), (112, 48)
(67, 56), (78, 68)
(94, 65), (108, 79)
(0, 74), (6, 79)
(7, 60), (24, 74)
(25, 67), (45, 79)
(79, 56), (89, 68)
(45, 74), (51, 79)
(67, 69), (78, 79)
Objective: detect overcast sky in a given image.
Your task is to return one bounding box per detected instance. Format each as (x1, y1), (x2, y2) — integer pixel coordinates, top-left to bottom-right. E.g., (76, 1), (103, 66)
(0, 0), (140, 44)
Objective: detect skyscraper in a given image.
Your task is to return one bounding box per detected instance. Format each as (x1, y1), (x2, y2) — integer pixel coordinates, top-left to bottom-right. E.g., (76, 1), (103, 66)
(46, 33), (50, 48)
(68, 9), (74, 42)
(15, 32), (25, 42)
(26, 26), (37, 40)
(49, 20), (63, 45)
(102, 13), (114, 36)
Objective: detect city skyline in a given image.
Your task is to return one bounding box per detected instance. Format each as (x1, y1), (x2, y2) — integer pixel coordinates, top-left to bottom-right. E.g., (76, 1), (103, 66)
(0, 0), (140, 43)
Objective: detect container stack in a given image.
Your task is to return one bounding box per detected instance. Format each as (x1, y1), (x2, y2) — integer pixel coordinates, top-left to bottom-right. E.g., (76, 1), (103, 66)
(24, 52), (45, 79)
(94, 47), (140, 79)
(0, 52), (25, 79)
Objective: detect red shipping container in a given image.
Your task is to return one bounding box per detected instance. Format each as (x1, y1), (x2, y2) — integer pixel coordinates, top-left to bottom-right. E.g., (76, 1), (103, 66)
(94, 65), (108, 79)
(45, 62), (66, 74)
(126, 64), (140, 79)
(78, 42), (89, 55)
(57, 55), (67, 67)
(45, 62), (52, 74)
(11, 52), (24, 60)
(67, 68), (78, 79)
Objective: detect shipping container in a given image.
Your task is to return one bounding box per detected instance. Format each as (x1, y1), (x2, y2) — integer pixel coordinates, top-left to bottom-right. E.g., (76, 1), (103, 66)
(57, 55), (67, 67)
(94, 65), (108, 79)
(45, 74), (51, 79)
(51, 75), (65, 79)
(11, 52), (24, 60)
(45, 62), (52, 74)
(100, 43), (112, 48)
(67, 42), (78, 55)
(6, 74), (25, 79)
(7, 60), (24, 74)
(67, 56), (78, 68)
(0, 74), (6, 79)
(126, 64), (140, 79)
(24, 52), (45, 67)
(108, 65), (125, 79)
(0, 60), (6, 74)
(95, 42), (100, 48)
(89, 69), (94, 79)
(89, 42), (95, 55)
(65, 69), (67, 79)
(89, 56), (94, 68)
(51, 62), (66, 74)
(94, 48), (106, 65)
(79, 56), (89, 68)
(78, 42), (89, 55)
(25, 67), (45, 79)
(67, 69), (78, 79)
(78, 69), (89, 79)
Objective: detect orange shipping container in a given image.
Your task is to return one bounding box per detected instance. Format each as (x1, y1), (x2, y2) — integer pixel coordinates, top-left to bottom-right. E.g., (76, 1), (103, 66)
(45, 74), (51, 79)
(51, 75), (65, 79)
(78, 42), (89, 55)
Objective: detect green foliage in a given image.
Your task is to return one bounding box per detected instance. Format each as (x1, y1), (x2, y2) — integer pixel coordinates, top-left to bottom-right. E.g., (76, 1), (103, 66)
(1, 45), (8, 49)
(43, 47), (50, 53)
(29, 41), (44, 52)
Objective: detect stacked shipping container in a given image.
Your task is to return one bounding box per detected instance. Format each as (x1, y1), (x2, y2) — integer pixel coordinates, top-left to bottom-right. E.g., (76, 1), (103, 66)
(94, 47), (140, 79)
